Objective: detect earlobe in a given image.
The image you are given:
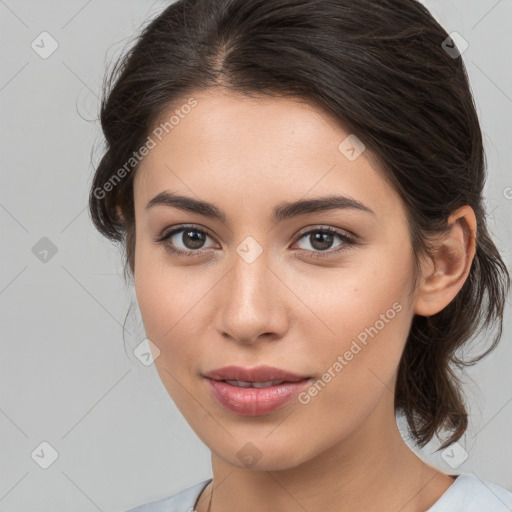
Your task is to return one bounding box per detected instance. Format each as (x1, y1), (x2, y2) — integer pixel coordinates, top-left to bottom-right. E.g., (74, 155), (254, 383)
(116, 205), (125, 223)
(414, 206), (477, 317)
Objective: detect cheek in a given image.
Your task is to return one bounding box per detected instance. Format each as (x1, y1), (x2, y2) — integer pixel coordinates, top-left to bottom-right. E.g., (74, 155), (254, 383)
(295, 249), (413, 396)
(135, 239), (188, 329)
(133, 244), (215, 370)
(135, 273), (195, 355)
(296, 249), (412, 338)
(134, 258), (204, 410)
(294, 287), (410, 443)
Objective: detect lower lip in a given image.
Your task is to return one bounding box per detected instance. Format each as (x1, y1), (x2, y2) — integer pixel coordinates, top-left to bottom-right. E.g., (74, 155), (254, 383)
(206, 378), (311, 416)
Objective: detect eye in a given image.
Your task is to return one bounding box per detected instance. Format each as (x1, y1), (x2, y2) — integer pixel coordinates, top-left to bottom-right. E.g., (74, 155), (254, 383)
(293, 226), (355, 258)
(153, 225), (218, 257)
(154, 224), (356, 259)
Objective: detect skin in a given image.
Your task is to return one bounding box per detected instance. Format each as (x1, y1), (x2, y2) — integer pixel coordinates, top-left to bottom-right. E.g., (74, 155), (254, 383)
(131, 87), (476, 512)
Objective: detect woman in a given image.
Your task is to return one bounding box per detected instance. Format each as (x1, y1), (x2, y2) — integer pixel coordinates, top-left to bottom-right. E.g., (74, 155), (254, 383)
(89, 0), (511, 510)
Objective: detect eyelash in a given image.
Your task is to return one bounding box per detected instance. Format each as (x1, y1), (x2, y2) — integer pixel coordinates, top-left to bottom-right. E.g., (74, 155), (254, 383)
(153, 224), (356, 259)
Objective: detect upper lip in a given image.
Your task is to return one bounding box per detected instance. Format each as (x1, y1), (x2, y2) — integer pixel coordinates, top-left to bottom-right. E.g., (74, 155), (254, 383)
(203, 365), (309, 383)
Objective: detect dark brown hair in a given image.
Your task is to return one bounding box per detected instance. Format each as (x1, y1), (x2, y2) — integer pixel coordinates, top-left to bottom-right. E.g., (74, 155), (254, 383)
(89, 0), (510, 449)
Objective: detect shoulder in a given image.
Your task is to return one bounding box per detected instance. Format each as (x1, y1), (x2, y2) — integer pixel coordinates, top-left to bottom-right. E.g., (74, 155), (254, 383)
(427, 473), (512, 512)
(125, 478), (212, 512)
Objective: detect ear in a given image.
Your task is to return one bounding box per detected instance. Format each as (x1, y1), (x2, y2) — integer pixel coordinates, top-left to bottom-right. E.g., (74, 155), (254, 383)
(414, 205), (477, 317)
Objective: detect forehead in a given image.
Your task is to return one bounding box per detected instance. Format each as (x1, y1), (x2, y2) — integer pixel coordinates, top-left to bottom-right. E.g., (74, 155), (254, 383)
(141, 88), (345, 171)
(134, 88), (401, 221)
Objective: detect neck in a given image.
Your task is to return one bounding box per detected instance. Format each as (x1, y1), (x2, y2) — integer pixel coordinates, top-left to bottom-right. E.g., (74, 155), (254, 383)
(196, 393), (454, 512)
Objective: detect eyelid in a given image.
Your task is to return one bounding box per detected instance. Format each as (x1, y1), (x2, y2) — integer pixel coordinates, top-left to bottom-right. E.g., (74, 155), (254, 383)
(154, 223), (216, 243)
(294, 224), (356, 242)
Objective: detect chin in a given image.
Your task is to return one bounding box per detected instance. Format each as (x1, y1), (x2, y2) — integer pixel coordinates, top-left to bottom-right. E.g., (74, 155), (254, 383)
(212, 437), (309, 472)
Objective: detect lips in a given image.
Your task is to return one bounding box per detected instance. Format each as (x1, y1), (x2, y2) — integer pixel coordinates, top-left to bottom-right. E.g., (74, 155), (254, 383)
(202, 364), (309, 384)
(205, 377), (311, 415)
(202, 365), (312, 415)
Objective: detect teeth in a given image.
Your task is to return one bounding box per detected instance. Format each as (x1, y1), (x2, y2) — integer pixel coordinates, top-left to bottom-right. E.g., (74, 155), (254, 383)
(224, 380), (284, 388)
(253, 380), (284, 388)
(225, 380), (252, 388)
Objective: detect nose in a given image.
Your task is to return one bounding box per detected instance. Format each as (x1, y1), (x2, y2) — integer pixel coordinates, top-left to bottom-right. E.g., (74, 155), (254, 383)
(214, 246), (289, 345)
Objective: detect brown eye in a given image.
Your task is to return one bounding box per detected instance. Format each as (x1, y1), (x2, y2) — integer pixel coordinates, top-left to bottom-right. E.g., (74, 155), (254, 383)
(175, 229), (208, 250)
(155, 225), (218, 257)
(294, 227), (355, 258)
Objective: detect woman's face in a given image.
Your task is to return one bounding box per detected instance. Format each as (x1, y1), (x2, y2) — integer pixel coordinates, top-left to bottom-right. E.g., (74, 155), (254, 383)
(133, 88), (421, 470)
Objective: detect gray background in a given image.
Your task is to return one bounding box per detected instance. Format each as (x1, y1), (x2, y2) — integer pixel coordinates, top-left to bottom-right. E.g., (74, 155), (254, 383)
(1, 1), (511, 510)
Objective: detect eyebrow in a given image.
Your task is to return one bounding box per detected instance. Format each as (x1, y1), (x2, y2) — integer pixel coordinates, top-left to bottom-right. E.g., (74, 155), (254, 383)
(145, 191), (375, 222)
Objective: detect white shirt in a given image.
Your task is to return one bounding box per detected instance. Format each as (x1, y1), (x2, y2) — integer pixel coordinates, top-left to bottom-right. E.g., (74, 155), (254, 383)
(126, 473), (512, 511)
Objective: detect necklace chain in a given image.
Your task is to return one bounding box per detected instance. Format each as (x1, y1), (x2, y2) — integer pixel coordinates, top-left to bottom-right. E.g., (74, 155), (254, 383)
(206, 481), (213, 512)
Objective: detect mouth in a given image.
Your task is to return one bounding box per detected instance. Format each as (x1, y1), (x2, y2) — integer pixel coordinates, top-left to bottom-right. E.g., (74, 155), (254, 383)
(203, 375), (312, 416)
(202, 364), (310, 384)
(219, 379), (299, 388)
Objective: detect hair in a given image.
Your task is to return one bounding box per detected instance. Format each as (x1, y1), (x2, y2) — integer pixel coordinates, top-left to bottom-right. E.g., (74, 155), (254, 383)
(89, 0), (510, 450)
